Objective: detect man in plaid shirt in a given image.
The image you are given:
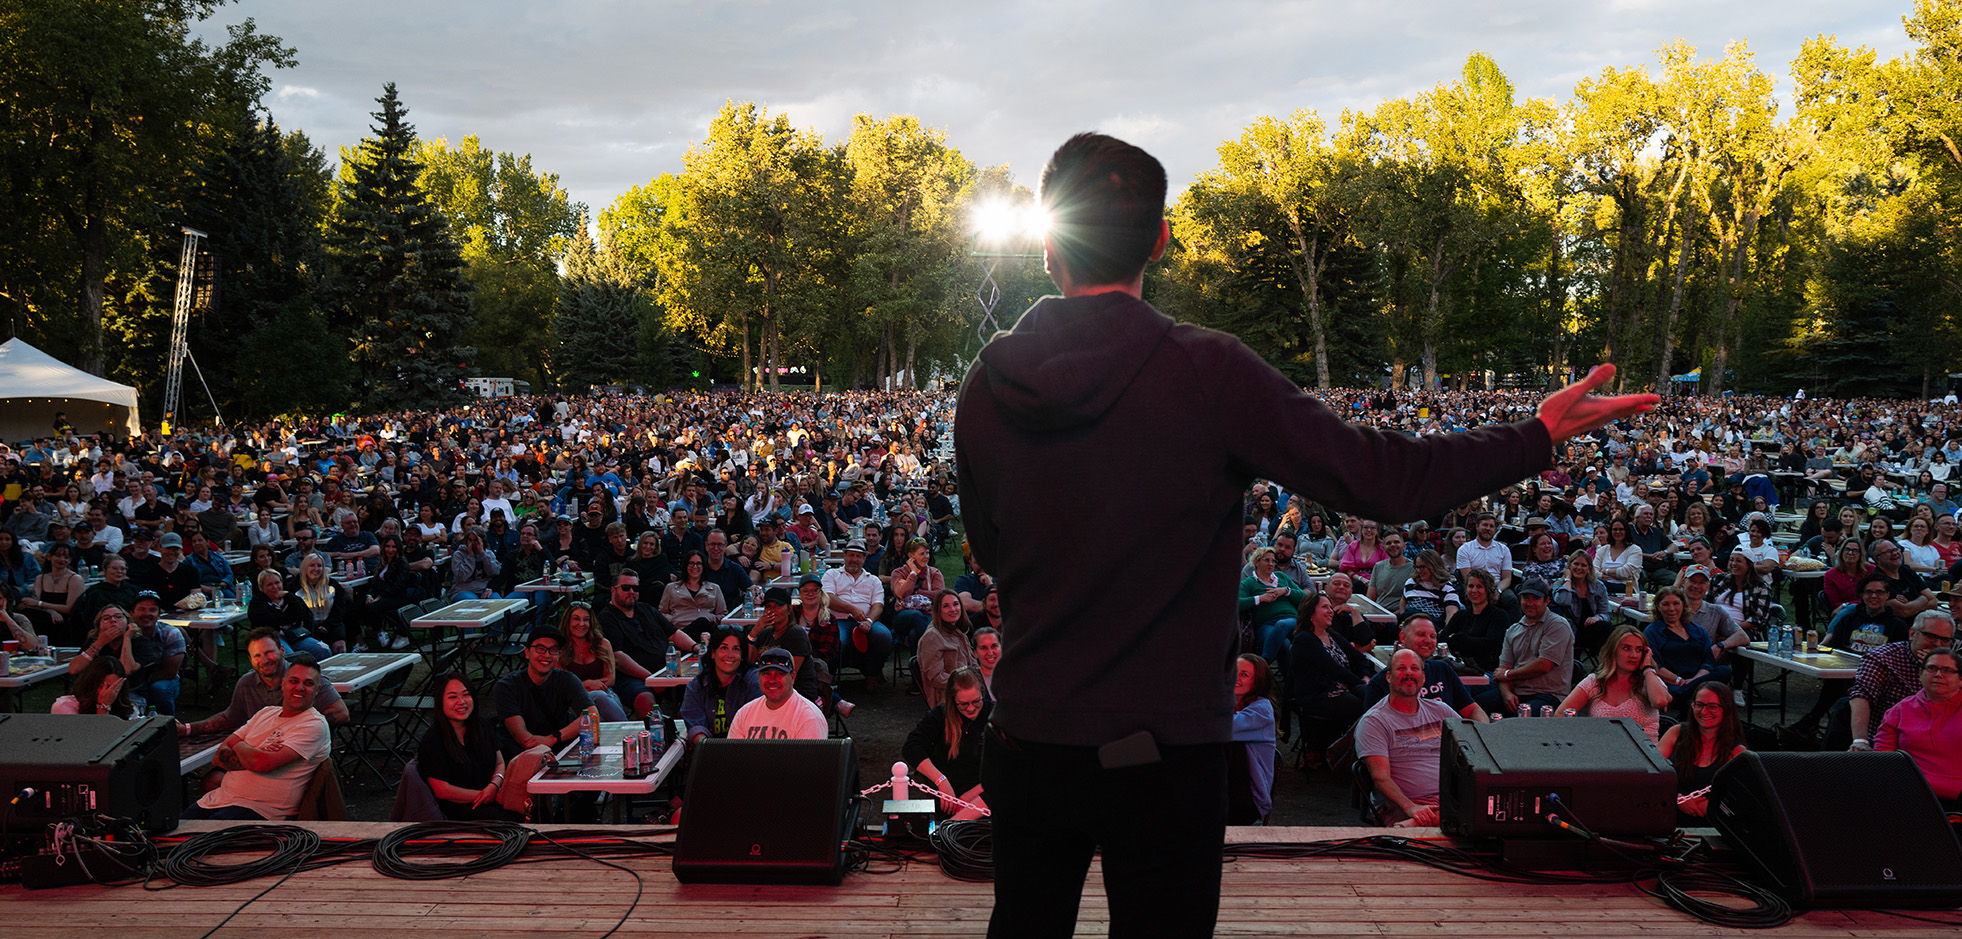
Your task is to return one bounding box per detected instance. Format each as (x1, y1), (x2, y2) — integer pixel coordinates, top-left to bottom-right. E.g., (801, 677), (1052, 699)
(1837, 611), (1957, 752)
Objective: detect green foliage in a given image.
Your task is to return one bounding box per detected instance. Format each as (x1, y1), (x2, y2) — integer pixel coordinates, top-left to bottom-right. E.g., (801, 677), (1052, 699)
(324, 83), (475, 411)
(555, 223), (642, 388)
(0, 0), (293, 374)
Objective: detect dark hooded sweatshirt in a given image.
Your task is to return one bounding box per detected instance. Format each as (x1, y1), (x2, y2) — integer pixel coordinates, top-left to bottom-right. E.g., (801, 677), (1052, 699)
(956, 292), (1552, 747)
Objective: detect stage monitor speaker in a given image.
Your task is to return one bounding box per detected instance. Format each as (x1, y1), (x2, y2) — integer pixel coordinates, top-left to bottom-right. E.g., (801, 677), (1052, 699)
(673, 737), (859, 885)
(1710, 750), (1962, 909)
(0, 714), (180, 834)
(1439, 717), (1676, 839)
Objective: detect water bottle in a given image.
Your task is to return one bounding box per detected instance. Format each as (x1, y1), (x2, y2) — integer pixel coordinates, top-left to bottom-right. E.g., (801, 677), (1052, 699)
(646, 713), (666, 759)
(697, 632), (709, 670)
(239, 579), (252, 609)
(1785, 626), (1799, 659)
(665, 643), (680, 676)
(577, 707), (600, 777)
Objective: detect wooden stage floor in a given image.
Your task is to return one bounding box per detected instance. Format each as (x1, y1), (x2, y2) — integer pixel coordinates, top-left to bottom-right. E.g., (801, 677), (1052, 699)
(1, 823), (1949, 937)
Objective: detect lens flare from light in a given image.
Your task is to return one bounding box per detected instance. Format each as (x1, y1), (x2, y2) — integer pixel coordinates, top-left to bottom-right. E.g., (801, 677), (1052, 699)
(974, 201), (1047, 244)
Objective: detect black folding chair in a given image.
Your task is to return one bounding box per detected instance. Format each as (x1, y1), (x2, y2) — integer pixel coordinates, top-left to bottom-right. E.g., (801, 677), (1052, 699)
(337, 664), (416, 789)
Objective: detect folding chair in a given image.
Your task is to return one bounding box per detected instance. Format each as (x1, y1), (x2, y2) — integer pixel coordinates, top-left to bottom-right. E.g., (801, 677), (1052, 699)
(337, 665), (416, 789)
(392, 645), (466, 744)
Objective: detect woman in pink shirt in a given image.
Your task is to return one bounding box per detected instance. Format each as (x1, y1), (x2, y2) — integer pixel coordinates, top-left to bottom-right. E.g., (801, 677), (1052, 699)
(1338, 519), (1388, 576)
(1876, 647), (1962, 802)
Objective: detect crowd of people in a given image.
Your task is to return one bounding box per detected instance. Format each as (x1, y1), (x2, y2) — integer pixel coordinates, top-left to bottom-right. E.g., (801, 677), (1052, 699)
(1227, 389), (1962, 822)
(4, 385), (1960, 824)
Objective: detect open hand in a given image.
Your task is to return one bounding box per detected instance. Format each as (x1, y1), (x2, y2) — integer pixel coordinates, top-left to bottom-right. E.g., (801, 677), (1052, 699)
(1537, 365), (1658, 442)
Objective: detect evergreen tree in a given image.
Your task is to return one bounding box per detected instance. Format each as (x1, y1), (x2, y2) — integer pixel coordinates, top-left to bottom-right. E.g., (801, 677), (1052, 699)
(179, 115), (344, 418)
(325, 83), (474, 410)
(554, 222), (639, 388)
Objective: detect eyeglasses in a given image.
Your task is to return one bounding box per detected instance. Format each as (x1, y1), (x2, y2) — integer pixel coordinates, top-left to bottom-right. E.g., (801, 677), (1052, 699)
(1689, 702), (1726, 712)
(954, 697), (985, 710)
(528, 643), (560, 654)
(1921, 664), (1960, 676)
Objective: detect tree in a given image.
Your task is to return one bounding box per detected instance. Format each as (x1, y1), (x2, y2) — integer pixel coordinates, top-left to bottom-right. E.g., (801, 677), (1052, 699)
(845, 114), (975, 391)
(555, 221), (641, 388)
(177, 116), (337, 418)
(0, 0), (293, 373)
(416, 135), (583, 386)
(1208, 110), (1354, 388)
(325, 83), (474, 410)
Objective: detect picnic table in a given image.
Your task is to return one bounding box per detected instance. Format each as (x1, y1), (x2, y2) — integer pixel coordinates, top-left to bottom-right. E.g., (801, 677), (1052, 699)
(526, 718), (688, 821)
(0, 649), (77, 711)
(1736, 641), (1862, 722)
(409, 597), (530, 637)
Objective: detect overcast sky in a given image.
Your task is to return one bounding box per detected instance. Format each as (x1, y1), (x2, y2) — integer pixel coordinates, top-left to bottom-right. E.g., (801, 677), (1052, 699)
(200, 0), (1918, 218)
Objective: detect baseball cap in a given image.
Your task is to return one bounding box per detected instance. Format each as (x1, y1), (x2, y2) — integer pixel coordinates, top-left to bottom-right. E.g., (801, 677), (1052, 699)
(1517, 578), (1552, 598)
(158, 532), (183, 549)
(526, 624), (565, 648)
(799, 573), (824, 588)
(1683, 564), (1715, 580)
(133, 589), (162, 606)
(762, 587), (792, 607)
(796, 503), (815, 516)
(757, 647), (795, 674)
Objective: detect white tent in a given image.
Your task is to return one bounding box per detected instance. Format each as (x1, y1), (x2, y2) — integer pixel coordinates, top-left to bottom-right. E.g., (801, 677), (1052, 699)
(0, 338), (142, 443)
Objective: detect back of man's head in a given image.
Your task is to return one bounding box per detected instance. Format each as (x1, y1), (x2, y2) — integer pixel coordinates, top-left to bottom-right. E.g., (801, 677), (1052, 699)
(1040, 133), (1166, 286)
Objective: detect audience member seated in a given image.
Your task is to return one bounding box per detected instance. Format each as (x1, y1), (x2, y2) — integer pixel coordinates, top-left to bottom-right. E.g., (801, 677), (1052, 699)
(417, 673), (525, 821)
(558, 602), (630, 721)
(491, 625), (593, 819)
(1658, 683), (1746, 825)
(889, 538), (944, 649)
(1441, 568), (1508, 674)
(1557, 625), (1672, 740)
(973, 625), (1001, 695)
(1358, 649), (1458, 827)
(729, 647), (827, 740)
(1477, 578), (1574, 716)
(917, 589), (979, 709)
(1875, 648), (1962, 807)
(1227, 654), (1277, 825)
(179, 629), (349, 751)
(904, 666), (991, 821)
(1456, 513), (1512, 592)
(1288, 588), (1372, 734)
(1552, 549), (1613, 656)
(599, 569), (695, 715)
(290, 553), (351, 654)
(52, 648), (132, 716)
(681, 626), (760, 744)
(1828, 572), (1912, 656)
(1644, 587), (1730, 712)
(658, 550), (728, 634)
(1360, 611), (1484, 718)
(1841, 611), (1957, 753)
(1241, 546), (1305, 663)
(250, 568), (330, 659)
(182, 654), (331, 821)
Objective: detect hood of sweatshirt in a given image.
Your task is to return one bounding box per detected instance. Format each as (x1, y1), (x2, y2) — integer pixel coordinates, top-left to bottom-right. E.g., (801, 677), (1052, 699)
(976, 292), (1173, 433)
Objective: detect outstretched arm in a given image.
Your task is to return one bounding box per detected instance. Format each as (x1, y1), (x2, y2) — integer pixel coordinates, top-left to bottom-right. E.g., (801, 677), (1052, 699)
(1538, 365), (1657, 443)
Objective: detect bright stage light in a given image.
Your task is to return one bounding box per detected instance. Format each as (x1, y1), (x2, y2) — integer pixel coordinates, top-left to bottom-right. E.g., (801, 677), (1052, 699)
(974, 201), (1047, 244)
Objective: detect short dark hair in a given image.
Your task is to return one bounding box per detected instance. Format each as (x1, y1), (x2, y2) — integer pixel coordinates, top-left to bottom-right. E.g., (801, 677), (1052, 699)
(1039, 133), (1166, 285)
(285, 653), (320, 675)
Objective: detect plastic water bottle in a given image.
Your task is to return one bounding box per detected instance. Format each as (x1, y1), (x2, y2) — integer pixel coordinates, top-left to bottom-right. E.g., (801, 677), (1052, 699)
(238, 579), (252, 608)
(645, 712), (666, 759)
(665, 644), (680, 676)
(577, 707), (600, 777)
(697, 632), (709, 669)
(1785, 626), (1799, 659)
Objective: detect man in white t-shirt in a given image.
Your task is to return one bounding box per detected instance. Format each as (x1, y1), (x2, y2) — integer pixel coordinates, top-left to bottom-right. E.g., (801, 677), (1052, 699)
(184, 655), (331, 820)
(1357, 649), (1459, 827)
(729, 648), (826, 740)
(1455, 512), (1512, 592)
(480, 478), (516, 523)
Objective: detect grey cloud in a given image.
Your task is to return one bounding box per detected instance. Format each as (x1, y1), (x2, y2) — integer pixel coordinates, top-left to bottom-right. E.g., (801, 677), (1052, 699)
(206, 0), (1912, 215)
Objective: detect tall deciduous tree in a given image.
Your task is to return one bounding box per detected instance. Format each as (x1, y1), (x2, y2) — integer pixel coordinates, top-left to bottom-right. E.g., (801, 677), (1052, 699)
(0, 0), (292, 373)
(416, 135), (583, 386)
(1209, 110), (1353, 388)
(326, 83), (474, 410)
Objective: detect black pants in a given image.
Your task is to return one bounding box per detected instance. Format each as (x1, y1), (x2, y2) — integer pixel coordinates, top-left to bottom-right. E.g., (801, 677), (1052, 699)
(981, 725), (1226, 939)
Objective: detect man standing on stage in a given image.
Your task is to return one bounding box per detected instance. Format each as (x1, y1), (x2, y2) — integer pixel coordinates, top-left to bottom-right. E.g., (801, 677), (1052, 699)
(955, 132), (1654, 938)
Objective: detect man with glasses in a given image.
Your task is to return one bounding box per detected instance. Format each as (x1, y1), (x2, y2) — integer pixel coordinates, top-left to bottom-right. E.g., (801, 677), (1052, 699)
(1869, 539), (1939, 620)
(596, 570), (696, 717)
(699, 528), (752, 601)
(1838, 610), (1958, 752)
(490, 624), (593, 816)
(283, 525), (325, 575)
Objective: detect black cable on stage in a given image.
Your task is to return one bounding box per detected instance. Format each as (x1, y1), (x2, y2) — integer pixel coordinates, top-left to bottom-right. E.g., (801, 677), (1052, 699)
(372, 821), (528, 880)
(154, 824), (325, 939)
(929, 819), (994, 882)
(1639, 867), (1793, 929)
(159, 824), (324, 887)
(524, 828), (647, 939)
